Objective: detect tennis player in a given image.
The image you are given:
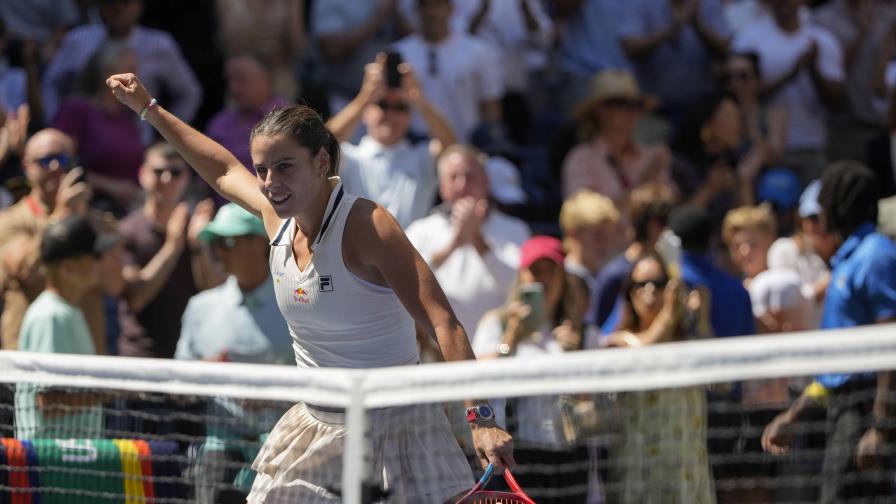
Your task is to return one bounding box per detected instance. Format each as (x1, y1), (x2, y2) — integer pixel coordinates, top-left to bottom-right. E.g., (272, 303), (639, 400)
(106, 73), (514, 503)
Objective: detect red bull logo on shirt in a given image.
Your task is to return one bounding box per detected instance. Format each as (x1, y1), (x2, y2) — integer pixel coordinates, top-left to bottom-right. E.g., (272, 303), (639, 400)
(294, 287), (310, 305)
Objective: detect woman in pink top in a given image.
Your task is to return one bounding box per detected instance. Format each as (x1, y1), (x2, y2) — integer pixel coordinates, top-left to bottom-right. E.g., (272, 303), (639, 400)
(53, 41), (144, 213)
(562, 70), (671, 206)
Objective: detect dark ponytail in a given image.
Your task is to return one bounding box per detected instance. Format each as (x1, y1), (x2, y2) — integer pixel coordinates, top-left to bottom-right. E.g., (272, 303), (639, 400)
(250, 105), (341, 176)
(818, 160), (878, 237)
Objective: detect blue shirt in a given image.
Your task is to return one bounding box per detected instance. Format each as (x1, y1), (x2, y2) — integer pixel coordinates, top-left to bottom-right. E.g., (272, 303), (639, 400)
(817, 223), (896, 389)
(176, 276), (293, 365)
(176, 276), (292, 443)
(557, 0), (632, 76)
(0, 59), (27, 112)
(680, 251), (755, 338)
(618, 0), (730, 107)
(586, 253), (632, 327)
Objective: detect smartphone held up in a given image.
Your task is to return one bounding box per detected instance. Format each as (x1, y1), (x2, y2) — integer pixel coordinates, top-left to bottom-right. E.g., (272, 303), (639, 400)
(385, 52), (403, 89)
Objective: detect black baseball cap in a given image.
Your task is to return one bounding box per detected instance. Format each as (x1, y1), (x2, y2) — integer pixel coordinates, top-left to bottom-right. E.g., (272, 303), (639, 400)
(40, 215), (117, 264)
(668, 205), (713, 254)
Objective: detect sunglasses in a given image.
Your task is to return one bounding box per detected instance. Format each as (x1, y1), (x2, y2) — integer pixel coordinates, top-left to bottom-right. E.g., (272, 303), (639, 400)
(152, 166), (185, 178)
(632, 278), (668, 291)
(377, 100), (410, 113)
(34, 154), (75, 170)
(602, 98), (643, 110)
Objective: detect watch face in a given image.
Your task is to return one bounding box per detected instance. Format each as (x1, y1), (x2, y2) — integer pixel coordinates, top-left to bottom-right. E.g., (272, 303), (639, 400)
(478, 405), (494, 420)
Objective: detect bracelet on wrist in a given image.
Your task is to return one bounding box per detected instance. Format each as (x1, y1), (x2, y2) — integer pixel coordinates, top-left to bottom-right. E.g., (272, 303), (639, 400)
(139, 98), (158, 121)
(497, 343), (512, 357)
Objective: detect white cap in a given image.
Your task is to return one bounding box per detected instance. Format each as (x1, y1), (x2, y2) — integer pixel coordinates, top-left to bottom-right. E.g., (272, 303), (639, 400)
(748, 269), (804, 318)
(486, 156), (527, 205)
(798, 179), (822, 218)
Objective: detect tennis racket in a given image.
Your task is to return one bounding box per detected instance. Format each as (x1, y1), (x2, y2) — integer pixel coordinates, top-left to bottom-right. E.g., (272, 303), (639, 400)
(454, 463), (536, 504)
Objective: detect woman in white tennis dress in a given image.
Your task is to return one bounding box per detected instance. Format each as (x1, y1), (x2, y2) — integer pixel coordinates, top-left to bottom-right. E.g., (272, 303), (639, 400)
(106, 72), (515, 503)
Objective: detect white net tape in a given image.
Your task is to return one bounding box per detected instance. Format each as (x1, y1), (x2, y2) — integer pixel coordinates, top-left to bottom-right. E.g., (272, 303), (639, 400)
(1, 324), (894, 405)
(0, 323), (894, 503)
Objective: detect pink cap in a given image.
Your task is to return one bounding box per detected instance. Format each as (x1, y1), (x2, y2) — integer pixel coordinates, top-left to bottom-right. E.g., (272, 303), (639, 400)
(519, 235), (564, 270)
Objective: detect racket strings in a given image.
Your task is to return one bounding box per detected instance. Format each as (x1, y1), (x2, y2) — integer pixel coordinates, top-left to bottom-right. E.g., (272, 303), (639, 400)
(457, 492), (530, 504)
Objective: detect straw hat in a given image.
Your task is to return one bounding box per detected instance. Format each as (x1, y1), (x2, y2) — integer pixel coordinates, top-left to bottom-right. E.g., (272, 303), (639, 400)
(573, 69), (658, 120)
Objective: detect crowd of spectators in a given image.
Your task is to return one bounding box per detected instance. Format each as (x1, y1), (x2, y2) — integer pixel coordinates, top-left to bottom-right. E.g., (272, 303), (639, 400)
(0, 0), (896, 502)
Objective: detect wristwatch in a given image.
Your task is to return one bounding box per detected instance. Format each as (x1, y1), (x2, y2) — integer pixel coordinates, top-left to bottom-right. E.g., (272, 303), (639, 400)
(466, 404), (495, 424)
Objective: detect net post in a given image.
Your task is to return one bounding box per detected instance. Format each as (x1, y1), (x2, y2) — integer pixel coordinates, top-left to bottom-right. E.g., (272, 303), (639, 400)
(342, 374), (366, 504)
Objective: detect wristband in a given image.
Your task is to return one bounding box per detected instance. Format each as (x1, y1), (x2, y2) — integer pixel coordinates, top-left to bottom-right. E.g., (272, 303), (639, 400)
(139, 98), (158, 121)
(803, 381), (830, 407)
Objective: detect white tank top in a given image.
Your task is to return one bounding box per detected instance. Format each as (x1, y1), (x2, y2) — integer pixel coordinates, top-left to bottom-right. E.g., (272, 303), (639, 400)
(268, 179), (419, 369)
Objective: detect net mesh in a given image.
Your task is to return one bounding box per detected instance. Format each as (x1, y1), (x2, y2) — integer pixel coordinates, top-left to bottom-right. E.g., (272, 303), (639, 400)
(0, 324), (894, 503)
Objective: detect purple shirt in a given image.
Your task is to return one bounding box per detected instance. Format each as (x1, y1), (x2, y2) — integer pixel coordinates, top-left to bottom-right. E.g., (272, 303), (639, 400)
(206, 97), (288, 170)
(52, 98), (145, 182)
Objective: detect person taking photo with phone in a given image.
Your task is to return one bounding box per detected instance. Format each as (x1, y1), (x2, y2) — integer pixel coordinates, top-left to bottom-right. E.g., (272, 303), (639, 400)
(472, 234), (588, 504)
(0, 129), (100, 351)
(326, 52), (456, 228)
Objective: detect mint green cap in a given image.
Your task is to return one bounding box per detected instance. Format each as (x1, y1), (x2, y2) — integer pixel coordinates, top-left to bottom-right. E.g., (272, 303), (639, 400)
(198, 203), (266, 242)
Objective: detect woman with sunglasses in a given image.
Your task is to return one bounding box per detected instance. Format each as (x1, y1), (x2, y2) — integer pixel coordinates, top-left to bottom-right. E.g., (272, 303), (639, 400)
(562, 69), (672, 207)
(106, 72), (514, 503)
(604, 253), (715, 503)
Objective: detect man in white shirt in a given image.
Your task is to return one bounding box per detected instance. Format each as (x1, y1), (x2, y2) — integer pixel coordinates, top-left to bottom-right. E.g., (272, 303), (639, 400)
(406, 145), (530, 340)
(732, 0), (845, 183)
(327, 54), (456, 228)
(393, 0), (504, 141)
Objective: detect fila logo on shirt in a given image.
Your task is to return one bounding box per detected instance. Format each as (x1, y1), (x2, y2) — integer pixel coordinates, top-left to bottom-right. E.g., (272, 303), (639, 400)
(319, 275), (334, 292)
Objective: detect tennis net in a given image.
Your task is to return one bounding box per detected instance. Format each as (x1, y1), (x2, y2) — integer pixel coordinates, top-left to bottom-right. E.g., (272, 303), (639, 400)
(1, 323), (894, 503)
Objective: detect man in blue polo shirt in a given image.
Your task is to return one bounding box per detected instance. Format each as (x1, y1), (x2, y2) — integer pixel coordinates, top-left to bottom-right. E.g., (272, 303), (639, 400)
(668, 205), (755, 338)
(762, 161), (896, 501)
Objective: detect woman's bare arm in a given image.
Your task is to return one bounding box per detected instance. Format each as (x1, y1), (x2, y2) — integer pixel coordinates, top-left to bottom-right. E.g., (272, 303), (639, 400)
(106, 74), (277, 233)
(344, 199), (516, 472)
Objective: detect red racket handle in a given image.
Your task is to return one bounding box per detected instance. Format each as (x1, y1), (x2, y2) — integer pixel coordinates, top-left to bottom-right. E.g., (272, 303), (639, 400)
(503, 469), (536, 503)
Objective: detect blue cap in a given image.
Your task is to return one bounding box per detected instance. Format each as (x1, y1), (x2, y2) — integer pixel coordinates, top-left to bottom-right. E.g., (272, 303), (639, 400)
(757, 168), (802, 210)
(798, 179), (822, 218)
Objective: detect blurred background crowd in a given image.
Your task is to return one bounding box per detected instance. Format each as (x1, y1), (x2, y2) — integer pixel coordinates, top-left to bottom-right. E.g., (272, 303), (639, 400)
(1, 0), (896, 502)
